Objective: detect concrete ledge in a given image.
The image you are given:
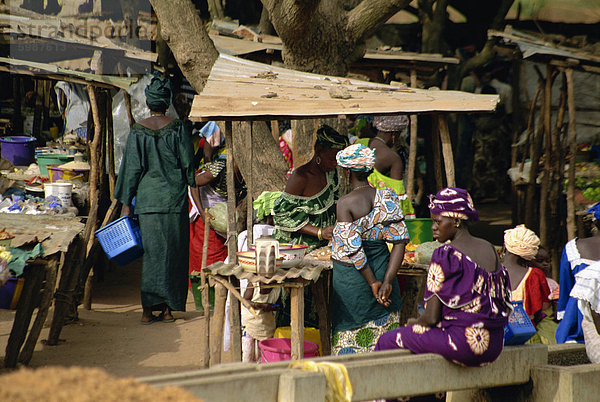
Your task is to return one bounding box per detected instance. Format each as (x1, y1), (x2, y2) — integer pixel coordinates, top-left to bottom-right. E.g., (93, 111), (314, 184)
(532, 363), (600, 401)
(140, 345), (547, 401)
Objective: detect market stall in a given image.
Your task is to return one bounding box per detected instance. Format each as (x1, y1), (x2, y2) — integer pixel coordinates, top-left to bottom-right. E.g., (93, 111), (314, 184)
(188, 54), (499, 365)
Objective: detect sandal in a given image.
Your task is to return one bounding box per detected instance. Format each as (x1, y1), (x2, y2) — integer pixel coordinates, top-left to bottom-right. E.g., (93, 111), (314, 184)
(140, 315), (159, 325)
(158, 312), (175, 323)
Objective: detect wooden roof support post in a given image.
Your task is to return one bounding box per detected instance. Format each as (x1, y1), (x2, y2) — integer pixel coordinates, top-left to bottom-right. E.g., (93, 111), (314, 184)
(406, 68), (418, 200)
(431, 117), (444, 190)
(539, 65), (554, 248)
(247, 122), (254, 246)
(106, 93), (116, 198)
(224, 120), (242, 361)
(437, 115), (455, 188)
(201, 208), (211, 368)
(565, 68), (577, 240)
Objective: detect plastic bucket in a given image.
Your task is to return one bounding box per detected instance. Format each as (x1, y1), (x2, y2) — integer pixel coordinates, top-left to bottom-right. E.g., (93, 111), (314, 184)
(0, 136), (36, 166)
(189, 275), (215, 311)
(36, 154), (74, 176)
(258, 338), (319, 363)
(404, 218), (433, 244)
(274, 326), (321, 355)
(44, 182), (73, 207)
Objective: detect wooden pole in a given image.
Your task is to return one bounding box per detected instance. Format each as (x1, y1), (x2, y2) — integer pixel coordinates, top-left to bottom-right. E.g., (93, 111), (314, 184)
(106, 93), (116, 198)
(519, 85), (542, 174)
(270, 120), (279, 143)
(290, 285), (305, 360)
(437, 115), (455, 187)
(83, 86), (106, 310)
(525, 75), (546, 229)
(247, 122), (254, 246)
(406, 68), (418, 200)
(210, 282), (227, 365)
(539, 65), (554, 248)
(201, 208), (211, 368)
(565, 68), (577, 241)
(224, 120), (241, 361)
(123, 90), (135, 128)
(510, 58), (522, 168)
(431, 117), (444, 189)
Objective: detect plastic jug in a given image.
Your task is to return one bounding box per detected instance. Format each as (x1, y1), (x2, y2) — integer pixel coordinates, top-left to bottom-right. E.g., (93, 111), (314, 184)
(255, 234), (279, 276)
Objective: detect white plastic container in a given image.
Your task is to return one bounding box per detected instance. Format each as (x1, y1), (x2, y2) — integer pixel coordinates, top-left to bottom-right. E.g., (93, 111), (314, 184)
(44, 181), (73, 207)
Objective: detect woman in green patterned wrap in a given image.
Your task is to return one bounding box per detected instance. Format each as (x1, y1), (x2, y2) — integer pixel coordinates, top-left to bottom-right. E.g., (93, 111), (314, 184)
(272, 124), (348, 251)
(272, 124), (348, 329)
(115, 74), (196, 324)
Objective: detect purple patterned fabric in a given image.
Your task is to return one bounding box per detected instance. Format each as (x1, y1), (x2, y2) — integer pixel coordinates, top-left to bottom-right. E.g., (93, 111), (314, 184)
(429, 187), (479, 221)
(375, 244), (513, 366)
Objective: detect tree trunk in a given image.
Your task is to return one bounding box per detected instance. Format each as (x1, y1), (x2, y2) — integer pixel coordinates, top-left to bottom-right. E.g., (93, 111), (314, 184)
(419, 0), (448, 54)
(149, 0), (219, 93)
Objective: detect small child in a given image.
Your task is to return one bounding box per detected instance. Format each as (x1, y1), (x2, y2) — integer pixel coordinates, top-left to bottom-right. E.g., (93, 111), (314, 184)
(533, 247), (559, 303)
(241, 283), (281, 363)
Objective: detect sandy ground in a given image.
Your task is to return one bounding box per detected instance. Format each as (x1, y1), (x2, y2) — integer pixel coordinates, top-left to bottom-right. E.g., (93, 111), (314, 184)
(0, 202), (512, 379)
(0, 260), (220, 378)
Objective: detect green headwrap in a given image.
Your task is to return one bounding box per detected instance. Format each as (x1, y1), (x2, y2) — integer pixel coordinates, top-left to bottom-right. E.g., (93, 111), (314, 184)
(315, 124), (348, 150)
(145, 73), (172, 110)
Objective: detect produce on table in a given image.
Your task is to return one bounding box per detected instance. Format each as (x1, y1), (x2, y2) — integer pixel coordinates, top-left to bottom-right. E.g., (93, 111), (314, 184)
(415, 241), (445, 265)
(564, 162), (600, 203)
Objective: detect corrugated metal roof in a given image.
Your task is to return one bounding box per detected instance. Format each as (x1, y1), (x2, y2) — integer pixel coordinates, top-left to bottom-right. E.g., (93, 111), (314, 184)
(189, 54), (499, 121)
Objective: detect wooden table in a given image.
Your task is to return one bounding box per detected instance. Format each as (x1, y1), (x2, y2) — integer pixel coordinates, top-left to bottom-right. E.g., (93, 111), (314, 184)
(204, 261), (329, 363)
(0, 214), (85, 368)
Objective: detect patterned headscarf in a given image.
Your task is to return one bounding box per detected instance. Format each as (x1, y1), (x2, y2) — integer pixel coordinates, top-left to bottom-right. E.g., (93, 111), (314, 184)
(315, 124), (349, 150)
(336, 143), (376, 172)
(588, 202), (600, 220)
(428, 187), (479, 221)
(145, 73), (172, 110)
(373, 115), (409, 132)
(504, 224), (540, 261)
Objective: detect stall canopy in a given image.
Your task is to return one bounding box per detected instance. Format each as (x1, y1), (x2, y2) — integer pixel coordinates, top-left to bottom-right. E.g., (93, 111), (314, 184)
(188, 54), (499, 122)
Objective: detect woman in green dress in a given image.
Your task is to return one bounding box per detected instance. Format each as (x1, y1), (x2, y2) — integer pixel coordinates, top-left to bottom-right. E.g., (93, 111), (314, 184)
(115, 74), (196, 324)
(272, 124), (348, 250)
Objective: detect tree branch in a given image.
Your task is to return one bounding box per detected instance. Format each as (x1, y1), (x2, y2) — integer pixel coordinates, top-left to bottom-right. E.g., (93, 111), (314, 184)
(261, 0), (322, 39)
(347, 0), (412, 41)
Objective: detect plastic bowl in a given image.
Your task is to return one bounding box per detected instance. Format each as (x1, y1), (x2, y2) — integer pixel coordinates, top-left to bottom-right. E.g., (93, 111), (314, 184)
(236, 250), (283, 273)
(249, 243), (308, 268)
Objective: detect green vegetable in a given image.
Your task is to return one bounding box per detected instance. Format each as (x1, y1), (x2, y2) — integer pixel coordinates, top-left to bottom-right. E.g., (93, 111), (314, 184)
(415, 241), (445, 264)
(208, 202), (229, 233)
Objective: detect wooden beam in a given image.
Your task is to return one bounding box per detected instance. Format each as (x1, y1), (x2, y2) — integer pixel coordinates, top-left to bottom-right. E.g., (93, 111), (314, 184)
(431, 117), (443, 189)
(210, 282), (227, 366)
(565, 68), (577, 241)
(437, 115), (455, 187)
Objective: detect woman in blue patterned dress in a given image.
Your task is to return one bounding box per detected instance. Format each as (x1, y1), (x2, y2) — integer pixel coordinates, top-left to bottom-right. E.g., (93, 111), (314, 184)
(375, 188), (513, 366)
(331, 144), (410, 355)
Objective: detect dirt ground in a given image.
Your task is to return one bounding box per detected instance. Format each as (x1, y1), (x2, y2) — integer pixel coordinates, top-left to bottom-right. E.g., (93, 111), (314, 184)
(0, 259), (222, 378)
(0, 202), (512, 379)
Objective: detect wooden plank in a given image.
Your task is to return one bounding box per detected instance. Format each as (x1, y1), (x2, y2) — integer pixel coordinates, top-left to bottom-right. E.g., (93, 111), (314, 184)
(565, 68), (577, 240)
(247, 122), (254, 246)
(437, 115), (455, 187)
(289, 286), (304, 360)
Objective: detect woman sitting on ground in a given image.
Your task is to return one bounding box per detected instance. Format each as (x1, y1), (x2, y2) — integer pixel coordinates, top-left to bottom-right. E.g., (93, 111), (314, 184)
(503, 225), (556, 344)
(556, 202), (600, 343)
(375, 188), (512, 367)
(330, 144), (409, 355)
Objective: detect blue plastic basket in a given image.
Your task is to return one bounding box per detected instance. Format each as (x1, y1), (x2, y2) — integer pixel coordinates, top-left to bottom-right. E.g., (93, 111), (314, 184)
(504, 301), (536, 345)
(95, 216), (143, 265)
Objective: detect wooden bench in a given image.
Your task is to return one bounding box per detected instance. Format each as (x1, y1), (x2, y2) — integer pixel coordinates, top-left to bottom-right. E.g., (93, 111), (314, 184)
(139, 345), (548, 401)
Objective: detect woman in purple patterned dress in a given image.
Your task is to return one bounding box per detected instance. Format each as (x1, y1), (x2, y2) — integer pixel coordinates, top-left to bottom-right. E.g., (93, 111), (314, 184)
(375, 187), (513, 366)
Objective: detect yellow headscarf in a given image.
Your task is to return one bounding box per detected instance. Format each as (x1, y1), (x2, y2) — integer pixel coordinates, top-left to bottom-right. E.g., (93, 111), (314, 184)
(504, 224), (540, 261)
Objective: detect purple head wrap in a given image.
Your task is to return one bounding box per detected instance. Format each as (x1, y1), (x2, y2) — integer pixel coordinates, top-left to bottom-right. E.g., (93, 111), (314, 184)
(428, 187), (479, 221)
